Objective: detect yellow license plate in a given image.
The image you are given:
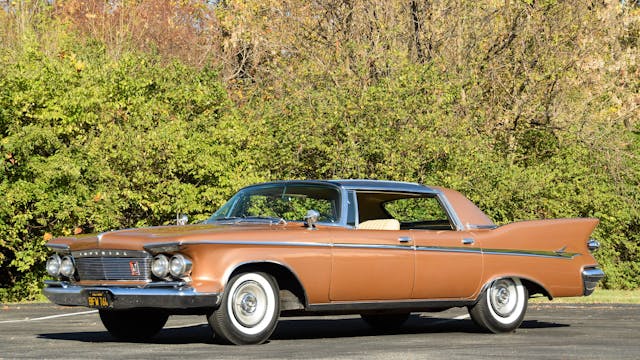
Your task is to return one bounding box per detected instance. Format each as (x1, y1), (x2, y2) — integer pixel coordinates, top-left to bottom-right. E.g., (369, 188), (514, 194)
(86, 290), (111, 309)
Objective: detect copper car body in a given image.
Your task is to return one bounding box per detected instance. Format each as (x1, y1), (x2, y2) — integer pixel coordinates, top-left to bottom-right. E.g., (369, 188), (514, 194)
(44, 180), (604, 344)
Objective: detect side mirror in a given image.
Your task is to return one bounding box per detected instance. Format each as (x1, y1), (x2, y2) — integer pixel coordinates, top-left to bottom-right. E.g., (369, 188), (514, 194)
(177, 214), (189, 226)
(304, 210), (320, 229)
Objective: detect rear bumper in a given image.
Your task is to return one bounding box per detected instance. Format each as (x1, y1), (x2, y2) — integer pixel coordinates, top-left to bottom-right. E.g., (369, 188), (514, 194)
(582, 268), (605, 296)
(43, 280), (221, 309)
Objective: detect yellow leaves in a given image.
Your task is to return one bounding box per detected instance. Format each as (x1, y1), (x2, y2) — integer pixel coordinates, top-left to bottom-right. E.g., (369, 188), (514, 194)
(43, 233), (53, 241)
(74, 60), (85, 73)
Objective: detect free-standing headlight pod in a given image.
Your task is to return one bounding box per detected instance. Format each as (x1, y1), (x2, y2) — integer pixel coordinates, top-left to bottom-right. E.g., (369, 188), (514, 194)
(46, 254), (62, 277)
(169, 254), (192, 278)
(151, 254), (170, 279)
(60, 256), (76, 277)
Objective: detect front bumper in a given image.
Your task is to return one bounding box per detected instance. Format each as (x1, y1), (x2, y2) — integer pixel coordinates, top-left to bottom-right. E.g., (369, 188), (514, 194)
(44, 280), (221, 309)
(582, 267), (605, 296)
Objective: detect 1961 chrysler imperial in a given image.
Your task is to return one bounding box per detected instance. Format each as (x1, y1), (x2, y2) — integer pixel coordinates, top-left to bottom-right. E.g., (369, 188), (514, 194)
(44, 180), (604, 344)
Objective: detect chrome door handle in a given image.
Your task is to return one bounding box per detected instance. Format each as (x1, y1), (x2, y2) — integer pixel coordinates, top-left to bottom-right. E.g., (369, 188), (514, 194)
(462, 238), (475, 245)
(398, 237), (412, 243)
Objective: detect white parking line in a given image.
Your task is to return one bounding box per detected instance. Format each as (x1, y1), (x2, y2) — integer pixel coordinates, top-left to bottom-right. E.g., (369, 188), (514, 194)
(424, 313), (470, 327)
(164, 322), (208, 329)
(0, 309), (98, 324)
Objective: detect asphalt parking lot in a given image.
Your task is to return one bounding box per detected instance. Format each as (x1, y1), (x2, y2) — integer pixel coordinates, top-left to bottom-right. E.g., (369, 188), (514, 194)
(1, 302), (638, 359)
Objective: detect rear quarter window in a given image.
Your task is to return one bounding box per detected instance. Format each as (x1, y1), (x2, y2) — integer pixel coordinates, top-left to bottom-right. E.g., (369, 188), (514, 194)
(384, 197), (454, 230)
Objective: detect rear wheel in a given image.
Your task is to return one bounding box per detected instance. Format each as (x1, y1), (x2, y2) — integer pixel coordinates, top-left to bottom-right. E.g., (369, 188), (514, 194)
(469, 277), (528, 333)
(99, 309), (168, 341)
(361, 313), (410, 330)
(208, 272), (280, 345)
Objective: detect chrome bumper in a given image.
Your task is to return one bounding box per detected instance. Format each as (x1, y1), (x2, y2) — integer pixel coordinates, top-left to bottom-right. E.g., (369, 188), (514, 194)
(582, 268), (605, 296)
(43, 280), (221, 309)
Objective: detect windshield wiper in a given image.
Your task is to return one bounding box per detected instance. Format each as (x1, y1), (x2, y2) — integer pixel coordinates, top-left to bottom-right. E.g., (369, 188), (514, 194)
(205, 216), (241, 224)
(237, 216), (287, 225)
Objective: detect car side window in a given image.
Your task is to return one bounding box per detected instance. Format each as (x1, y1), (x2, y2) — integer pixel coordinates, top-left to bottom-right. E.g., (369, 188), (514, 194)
(383, 196), (454, 230)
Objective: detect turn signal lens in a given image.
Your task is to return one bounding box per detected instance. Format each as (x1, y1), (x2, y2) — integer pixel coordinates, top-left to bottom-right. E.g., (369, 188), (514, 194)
(151, 254), (169, 278)
(60, 256), (75, 277)
(46, 254), (62, 276)
(169, 254), (192, 278)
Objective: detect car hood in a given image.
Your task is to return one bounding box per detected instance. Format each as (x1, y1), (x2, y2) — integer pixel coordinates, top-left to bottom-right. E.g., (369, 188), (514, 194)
(47, 223), (313, 252)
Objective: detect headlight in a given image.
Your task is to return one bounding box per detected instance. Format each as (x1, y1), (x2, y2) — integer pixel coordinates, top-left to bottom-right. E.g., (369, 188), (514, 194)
(169, 254), (192, 278)
(46, 254), (62, 276)
(151, 254), (169, 278)
(60, 256), (75, 277)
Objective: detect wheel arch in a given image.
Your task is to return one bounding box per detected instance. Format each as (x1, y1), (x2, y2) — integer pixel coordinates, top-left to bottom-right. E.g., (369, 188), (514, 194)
(478, 275), (553, 301)
(225, 261), (308, 311)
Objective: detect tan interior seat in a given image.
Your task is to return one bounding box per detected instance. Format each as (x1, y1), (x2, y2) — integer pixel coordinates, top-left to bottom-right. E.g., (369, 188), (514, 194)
(357, 219), (401, 230)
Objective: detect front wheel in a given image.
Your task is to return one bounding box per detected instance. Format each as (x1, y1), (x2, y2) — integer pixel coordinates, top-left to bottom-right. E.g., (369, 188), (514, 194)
(208, 272), (280, 345)
(99, 309), (168, 341)
(468, 277), (528, 333)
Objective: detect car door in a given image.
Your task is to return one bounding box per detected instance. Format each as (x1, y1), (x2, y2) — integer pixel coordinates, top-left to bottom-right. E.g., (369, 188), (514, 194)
(376, 193), (483, 300)
(411, 229), (483, 299)
(329, 229), (415, 301)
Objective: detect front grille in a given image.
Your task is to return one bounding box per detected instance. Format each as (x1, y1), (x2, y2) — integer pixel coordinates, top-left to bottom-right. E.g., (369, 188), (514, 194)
(73, 250), (151, 281)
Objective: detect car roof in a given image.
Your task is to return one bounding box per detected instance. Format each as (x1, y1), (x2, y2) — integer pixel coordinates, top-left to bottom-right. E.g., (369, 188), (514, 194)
(245, 180), (438, 194)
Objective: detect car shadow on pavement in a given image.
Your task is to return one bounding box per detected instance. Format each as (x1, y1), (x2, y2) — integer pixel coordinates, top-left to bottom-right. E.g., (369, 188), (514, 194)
(38, 316), (569, 344)
(270, 316), (568, 341)
(38, 324), (216, 344)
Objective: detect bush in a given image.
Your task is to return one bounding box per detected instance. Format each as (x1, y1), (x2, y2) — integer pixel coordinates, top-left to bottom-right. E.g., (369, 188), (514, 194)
(0, 43), (257, 301)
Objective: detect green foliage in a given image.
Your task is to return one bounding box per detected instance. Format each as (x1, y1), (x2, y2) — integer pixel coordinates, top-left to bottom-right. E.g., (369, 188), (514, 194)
(1, 1), (639, 301)
(0, 42), (256, 302)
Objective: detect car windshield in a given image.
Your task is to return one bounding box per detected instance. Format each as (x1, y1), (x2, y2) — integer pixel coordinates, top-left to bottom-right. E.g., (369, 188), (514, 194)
(206, 184), (341, 224)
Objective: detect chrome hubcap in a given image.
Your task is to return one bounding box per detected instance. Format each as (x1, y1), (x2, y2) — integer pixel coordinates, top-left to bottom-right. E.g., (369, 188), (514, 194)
(232, 280), (267, 327)
(490, 279), (517, 317)
(240, 293), (257, 313)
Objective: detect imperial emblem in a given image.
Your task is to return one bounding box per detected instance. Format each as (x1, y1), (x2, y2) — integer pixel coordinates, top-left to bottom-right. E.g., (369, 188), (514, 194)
(129, 261), (140, 276)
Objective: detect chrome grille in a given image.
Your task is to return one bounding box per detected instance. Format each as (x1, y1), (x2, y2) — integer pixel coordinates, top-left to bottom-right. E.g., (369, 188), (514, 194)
(74, 252), (151, 281)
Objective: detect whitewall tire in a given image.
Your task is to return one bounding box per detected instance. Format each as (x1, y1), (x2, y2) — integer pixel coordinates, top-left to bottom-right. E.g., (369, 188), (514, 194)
(208, 272), (280, 345)
(469, 277), (528, 333)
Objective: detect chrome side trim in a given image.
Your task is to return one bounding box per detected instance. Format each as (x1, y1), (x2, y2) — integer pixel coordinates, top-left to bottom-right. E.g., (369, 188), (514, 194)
(43, 281), (220, 309)
(415, 246), (482, 254)
(333, 243), (414, 250)
(145, 240), (579, 259)
(144, 240), (333, 254)
(307, 299), (474, 313)
(482, 248), (579, 259)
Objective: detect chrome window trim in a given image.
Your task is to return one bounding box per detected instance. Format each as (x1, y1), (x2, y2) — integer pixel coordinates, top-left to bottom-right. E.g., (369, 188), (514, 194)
(435, 191), (465, 231)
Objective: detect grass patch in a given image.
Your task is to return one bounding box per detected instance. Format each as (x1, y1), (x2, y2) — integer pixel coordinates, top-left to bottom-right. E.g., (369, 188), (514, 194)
(531, 289), (640, 304)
